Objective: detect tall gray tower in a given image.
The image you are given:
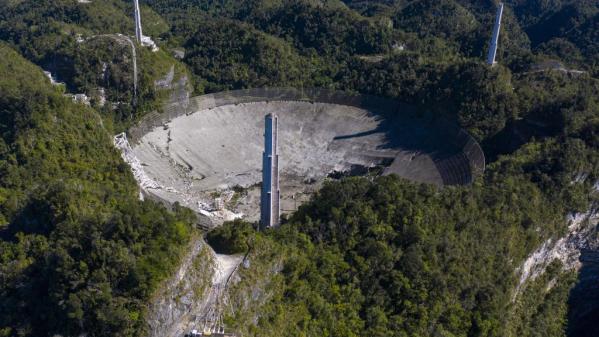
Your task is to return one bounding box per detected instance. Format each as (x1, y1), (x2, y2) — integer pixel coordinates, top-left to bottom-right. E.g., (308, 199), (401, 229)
(133, 0), (143, 43)
(260, 113), (280, 230)
(487, 2), (504, 65)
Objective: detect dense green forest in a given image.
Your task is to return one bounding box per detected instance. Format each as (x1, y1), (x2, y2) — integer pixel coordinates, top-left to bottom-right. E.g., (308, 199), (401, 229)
(221, 170), (581, 336)
(0, 44), (196, 336)
(0, 0), (598, 336)
(0, 0), (186, 128)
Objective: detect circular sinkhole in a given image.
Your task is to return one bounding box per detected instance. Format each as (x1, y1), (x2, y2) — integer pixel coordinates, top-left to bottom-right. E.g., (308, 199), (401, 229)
(126, 88), (484, 226)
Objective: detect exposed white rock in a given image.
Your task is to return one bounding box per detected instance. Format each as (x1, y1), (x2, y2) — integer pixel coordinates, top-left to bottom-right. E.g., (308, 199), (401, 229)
(180, 252), (243, 336)
(146, 236), (243, 337)
(155, 66), (175, 90)
(572, 171), (589, 184)
(101, 62), (108, 81)
(513, 207), (599, 300)
(65, 93), (91, 105)
(43, 71), (64, 86)
(172, 48), (185, 59)
(146, 238), (214, 337)
(393, 42), (406, 51)
(96, 87), (106, 107)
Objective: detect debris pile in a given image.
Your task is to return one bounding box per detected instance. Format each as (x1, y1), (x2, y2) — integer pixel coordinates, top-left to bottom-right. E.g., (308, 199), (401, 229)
(114, 133), (160, 190)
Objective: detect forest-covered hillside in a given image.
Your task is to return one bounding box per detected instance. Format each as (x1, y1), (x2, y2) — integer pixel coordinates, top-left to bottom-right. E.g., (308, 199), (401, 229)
(0, 0), (598, 336)
(0, 43), (196, 336)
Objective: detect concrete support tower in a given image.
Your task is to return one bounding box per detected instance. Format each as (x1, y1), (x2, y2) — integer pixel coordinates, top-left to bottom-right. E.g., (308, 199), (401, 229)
(133, 0), (143, 44)
(260, 113), (280, 230)
(486, 2), (504, 65)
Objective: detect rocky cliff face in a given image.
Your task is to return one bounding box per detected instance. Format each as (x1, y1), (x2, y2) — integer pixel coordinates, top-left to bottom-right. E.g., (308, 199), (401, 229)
(154, 64), (191, 108)
(145, 234), (246, 337)
(568, 248), (599, 336)
(146, 236), (214, 337)
(514, 208), (599, 300)
(223, 240), (286, 336)
(512, 182), (599, 335)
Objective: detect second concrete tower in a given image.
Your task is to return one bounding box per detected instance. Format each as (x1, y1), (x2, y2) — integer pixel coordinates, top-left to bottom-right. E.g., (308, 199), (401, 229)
(260, 113), (280, 229)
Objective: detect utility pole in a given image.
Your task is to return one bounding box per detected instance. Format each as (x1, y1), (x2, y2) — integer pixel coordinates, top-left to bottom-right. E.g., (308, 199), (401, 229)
(260, 113), (280, 230)
(487, 2), (504, 65)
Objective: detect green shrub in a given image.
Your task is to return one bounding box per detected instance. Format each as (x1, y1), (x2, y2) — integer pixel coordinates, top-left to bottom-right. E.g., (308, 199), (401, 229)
(206, 220), (254, 255)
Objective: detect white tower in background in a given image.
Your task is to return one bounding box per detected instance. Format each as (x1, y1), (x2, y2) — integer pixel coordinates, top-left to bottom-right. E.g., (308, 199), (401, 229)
(133, 0), (143, 43)
(487, 2), (504, 65)
(132, 0), (158, 51)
